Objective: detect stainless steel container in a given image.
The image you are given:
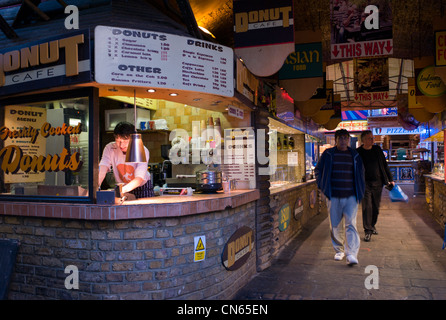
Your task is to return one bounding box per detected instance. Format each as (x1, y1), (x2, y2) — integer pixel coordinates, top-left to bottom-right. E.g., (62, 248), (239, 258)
(196, 168), (222, 193)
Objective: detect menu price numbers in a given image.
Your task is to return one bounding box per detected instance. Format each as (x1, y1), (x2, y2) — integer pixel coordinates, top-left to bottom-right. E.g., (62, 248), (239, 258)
(160, 43), (170, 51)
(106, 36), (119, 58)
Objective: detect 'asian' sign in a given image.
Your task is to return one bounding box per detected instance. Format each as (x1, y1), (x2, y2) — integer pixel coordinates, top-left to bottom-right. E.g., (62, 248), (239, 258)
(0, 30), (91, 96)
(279, 43), (323, 79)
(94, 26), (234, 97)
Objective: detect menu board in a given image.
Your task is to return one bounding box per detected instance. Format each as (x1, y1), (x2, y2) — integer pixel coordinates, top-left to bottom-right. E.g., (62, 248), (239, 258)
(94, 26), (234, 97)
(221, 128), (256, 189)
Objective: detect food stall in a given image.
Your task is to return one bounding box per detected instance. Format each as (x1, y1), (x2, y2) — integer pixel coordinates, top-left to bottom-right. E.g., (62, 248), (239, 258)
(0, 15), (265, 299)
(267, 112), (327, 258)
(423, 129), (446, 228)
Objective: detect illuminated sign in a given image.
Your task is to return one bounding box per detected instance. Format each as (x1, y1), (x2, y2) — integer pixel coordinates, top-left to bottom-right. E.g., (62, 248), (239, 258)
(416, 66), (446, 97)
(435, 30), (446, 67)
(0, 30), (91, 96)
(372, 127), (427, 135)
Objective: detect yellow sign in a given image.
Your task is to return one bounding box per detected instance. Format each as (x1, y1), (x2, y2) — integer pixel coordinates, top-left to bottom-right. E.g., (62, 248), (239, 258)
(195, 238), (205, 251)
(417, 66), (446, 97)
(436, 30), (446, 67)
(408, 85), (423, 109)
(194, 236), (206, 262)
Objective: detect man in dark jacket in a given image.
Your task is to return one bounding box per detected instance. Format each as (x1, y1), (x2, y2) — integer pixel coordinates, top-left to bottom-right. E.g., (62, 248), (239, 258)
(315, 129), (365, 266)
(356, 130), (394, 242)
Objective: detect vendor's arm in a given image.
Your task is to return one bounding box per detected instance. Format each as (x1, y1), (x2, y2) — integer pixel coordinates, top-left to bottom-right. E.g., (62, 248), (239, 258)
(98, 165), (110, 187)
(122, 177), (144, 194)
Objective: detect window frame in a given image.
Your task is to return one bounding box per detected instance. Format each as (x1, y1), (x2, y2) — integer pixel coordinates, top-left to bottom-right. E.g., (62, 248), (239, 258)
(0, 88), (97, 204)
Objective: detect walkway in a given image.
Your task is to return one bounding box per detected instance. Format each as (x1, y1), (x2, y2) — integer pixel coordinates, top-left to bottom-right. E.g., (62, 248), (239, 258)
(235, 185), (446, 300)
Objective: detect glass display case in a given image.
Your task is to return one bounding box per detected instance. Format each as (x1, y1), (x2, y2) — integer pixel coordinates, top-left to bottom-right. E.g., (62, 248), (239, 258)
(268, 118), (306, 189)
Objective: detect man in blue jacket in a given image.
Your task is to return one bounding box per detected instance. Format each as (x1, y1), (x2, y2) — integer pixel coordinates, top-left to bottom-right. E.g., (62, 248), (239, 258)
(315, 129), (365, 266)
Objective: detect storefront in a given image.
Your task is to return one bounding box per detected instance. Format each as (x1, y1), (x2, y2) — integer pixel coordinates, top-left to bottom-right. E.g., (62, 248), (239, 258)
(0, 11), (269, 298)
(0, 3), (330, 297)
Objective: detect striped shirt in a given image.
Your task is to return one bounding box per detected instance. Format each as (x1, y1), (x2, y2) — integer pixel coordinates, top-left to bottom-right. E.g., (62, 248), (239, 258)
(331, 148), (355, 198)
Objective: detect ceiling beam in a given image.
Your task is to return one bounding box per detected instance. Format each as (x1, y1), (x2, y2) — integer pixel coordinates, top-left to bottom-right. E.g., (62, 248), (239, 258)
(0, 13), (18, 38)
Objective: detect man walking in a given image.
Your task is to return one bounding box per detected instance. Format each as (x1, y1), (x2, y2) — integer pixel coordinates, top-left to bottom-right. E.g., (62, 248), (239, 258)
(315, 129), (365, 266)
(356, 130), (394, 241)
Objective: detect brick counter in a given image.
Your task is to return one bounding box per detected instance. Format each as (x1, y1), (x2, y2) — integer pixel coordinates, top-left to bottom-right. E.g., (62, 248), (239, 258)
(0, 190), (259, 300)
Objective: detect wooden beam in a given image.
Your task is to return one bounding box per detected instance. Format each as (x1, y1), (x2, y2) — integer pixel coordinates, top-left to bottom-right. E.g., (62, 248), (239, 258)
(23, 0), (49, 21)
(56, 0), (68, 8)
(0, 13), (18, 38)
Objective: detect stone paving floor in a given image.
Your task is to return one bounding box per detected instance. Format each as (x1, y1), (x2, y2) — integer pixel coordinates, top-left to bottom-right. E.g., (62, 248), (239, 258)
(235, 185), (446, 300)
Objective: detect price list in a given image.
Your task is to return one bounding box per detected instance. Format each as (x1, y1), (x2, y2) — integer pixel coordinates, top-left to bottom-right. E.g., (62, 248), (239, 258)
(95, 26), (234, 97)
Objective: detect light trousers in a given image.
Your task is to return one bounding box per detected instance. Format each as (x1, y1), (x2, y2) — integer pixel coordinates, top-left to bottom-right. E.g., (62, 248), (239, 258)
(328, 196), (360, 258)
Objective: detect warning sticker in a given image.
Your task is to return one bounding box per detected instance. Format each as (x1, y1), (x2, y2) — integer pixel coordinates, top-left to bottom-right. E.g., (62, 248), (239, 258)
(194, 236), (206, 262)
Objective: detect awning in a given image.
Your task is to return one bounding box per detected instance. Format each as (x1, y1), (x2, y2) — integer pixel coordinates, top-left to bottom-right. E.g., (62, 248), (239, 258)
(423, 130), (444, 142)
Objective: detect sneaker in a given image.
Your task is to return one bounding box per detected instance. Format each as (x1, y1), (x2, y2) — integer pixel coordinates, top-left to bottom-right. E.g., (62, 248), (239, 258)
(346, 254), (358, 266)
(364, 233), (372, 242)
(334, 252), (345, 261)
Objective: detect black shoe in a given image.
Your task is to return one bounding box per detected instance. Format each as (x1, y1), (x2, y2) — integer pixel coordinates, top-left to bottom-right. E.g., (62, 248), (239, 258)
(372, 230), (378, 235)
(364, 233), (372, 242)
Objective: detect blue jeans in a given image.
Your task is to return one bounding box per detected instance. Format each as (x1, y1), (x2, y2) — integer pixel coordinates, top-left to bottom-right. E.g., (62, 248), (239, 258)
(328, 196), (360, 258)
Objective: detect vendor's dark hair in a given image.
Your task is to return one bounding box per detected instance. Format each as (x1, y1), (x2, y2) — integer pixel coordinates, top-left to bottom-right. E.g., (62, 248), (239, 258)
(114, 121), (135, 138)
(335, 129), (350, 140)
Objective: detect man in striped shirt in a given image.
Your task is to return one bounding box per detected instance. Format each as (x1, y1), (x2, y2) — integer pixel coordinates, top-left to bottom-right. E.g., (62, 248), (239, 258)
(315, 129), (365, 266)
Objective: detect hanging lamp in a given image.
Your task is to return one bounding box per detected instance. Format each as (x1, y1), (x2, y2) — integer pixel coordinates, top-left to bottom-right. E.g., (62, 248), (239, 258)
(125, 90), (147, 163)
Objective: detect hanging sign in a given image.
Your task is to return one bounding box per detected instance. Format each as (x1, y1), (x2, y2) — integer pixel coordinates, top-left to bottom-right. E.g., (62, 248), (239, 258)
(94, 26), (234, 97)
(279, 42), (323, 79)
(233, 0), (294, 77)
(354, 57), (390, 102)
(0, 30), (91, 96)
(221, 226), (254, 271)
(435, 30), (446, 67)
(330, 1), (393, 59)
(416, 66), (446, 97)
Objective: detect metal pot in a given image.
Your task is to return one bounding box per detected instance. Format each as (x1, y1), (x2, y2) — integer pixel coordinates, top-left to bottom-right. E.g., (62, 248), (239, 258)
(196, 168), (222, 193)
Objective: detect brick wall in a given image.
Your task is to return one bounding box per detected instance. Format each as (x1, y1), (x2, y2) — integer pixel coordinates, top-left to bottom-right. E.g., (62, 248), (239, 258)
(269, 183), (326, 259)
(1, 202), (256, 300)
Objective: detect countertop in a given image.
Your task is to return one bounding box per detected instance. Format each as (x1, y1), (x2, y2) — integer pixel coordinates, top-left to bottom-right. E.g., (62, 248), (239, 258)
(0, 189), (260, 220)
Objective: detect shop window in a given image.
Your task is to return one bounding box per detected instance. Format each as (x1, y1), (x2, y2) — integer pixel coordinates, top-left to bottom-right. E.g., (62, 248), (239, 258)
(0, 92), (91, 202)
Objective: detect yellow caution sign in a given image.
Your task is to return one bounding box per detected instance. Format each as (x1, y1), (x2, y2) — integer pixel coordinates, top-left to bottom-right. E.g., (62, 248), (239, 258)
(194, 236), (206, 262)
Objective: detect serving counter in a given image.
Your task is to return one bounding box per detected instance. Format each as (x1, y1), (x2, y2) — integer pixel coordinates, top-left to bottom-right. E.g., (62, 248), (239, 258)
(269, 180), (327, 258)
(424, 174), (446, 230)
(0, 190), (259, 300)
(387, 160), (415, 183)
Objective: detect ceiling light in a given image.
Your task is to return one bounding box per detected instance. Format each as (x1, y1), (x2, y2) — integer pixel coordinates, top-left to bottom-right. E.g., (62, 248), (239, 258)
(147, 89), (156, 93)
(169, 93), (178, 96)
(198, 26), (216, 38)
